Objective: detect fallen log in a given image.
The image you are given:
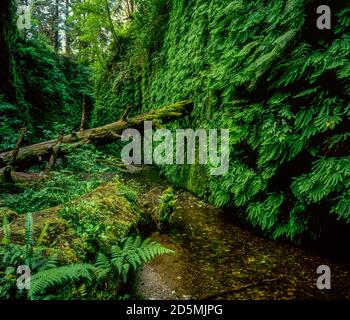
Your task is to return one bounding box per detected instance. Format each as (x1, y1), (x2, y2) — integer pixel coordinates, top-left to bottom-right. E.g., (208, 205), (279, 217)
(0, 169), (42, 182)
(0, 101), (193, 169)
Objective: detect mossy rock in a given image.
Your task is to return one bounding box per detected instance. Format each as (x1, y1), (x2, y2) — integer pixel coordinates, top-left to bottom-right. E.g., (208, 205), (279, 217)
(0, 176), (142, 263)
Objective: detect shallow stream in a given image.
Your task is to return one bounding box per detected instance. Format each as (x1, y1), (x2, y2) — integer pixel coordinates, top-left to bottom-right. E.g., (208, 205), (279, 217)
(123, 166), (350, 300)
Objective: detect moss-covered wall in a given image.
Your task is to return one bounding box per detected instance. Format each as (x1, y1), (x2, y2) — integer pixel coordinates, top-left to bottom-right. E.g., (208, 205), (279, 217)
(96, 0), (350, 243)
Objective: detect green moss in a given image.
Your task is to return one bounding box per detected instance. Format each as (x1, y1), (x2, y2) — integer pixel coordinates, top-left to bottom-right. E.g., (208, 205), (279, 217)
(1, 177), (142, 263)
(95, 0), (350, 242)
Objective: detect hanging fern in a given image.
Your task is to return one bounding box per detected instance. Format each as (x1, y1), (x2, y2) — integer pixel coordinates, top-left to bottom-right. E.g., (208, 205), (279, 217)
(292, 157), (350, 204)
(93, 0), (350, 243)
(331, 191), (350, 223)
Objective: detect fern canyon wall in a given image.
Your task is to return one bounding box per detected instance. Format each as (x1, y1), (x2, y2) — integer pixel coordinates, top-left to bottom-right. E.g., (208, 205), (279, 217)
(94, 0), (350, 249)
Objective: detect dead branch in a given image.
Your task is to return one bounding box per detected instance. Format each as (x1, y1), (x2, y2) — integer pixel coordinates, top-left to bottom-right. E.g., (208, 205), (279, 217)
(200, 276), (284, 300)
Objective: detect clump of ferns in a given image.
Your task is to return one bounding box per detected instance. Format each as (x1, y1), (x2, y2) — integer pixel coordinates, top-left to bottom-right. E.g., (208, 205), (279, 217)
(30, 235), (173, 300)
(152, 187), (177, 233)
(1, 214), (174, 299)
(0, 213), (59, 299)
(94, 235), (174, 295)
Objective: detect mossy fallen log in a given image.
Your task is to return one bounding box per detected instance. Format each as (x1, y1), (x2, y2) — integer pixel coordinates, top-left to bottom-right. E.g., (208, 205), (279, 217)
(0, 101), (193, 169)
(0, 177), (142, 263)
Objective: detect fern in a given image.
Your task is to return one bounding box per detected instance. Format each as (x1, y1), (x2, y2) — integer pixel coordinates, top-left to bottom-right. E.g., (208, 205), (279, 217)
(0, 216), (60, 299)
(96, 235), (174, 284)
(154, 188), (177, 222)
(292, 157), (350, 204)
(95, 252), (112, 280)
(247, 193), (285, 232)
(331, 192), (350, 223)
(29, 264), (95, 299)
(25, 212), (33, 267)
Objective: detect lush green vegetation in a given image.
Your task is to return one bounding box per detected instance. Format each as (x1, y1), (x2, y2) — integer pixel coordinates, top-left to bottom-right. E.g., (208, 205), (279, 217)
(155, 188), (176, 224)
(0, 142), (172, 299)
(0, 38), (93, 149)
(93, 0), (350, 243)
(1, 213), (172, 299)
(0, 0), (349, 301)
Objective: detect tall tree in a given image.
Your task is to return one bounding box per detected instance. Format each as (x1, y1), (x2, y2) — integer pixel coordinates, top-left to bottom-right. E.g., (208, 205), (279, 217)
(69, 0), (133, 67)
(54, 0), (60, 51)
(65, 0), (71, 55)
(29, 0), (64, 51)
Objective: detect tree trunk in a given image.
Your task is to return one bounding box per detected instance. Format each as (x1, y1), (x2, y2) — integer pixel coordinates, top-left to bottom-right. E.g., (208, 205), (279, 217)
(10, 127), (27, 166)
(54, 0), (60, 52)
(104, 0), (119, 49)
(0, 101), (193, 169)
(65, 0), (70, 55)
(43, 130), (64, 175)
(79, 94), (87, 131)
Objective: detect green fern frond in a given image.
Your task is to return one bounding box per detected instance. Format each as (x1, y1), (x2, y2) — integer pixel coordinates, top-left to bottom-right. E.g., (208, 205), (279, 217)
(25, 212), (33, 267)
(108, 235), (174, 283)
(38, 254), (59, 272)
(29, 264), (94, 299)
(331, 191), (350, 223)
(95, 252), (112, 279)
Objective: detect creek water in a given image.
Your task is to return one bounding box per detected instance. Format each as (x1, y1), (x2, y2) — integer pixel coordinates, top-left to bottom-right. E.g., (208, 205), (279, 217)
(122, 166), (350, 300)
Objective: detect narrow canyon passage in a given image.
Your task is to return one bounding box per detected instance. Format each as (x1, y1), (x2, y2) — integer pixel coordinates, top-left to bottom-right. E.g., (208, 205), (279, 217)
(124, 167), (350, 300)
